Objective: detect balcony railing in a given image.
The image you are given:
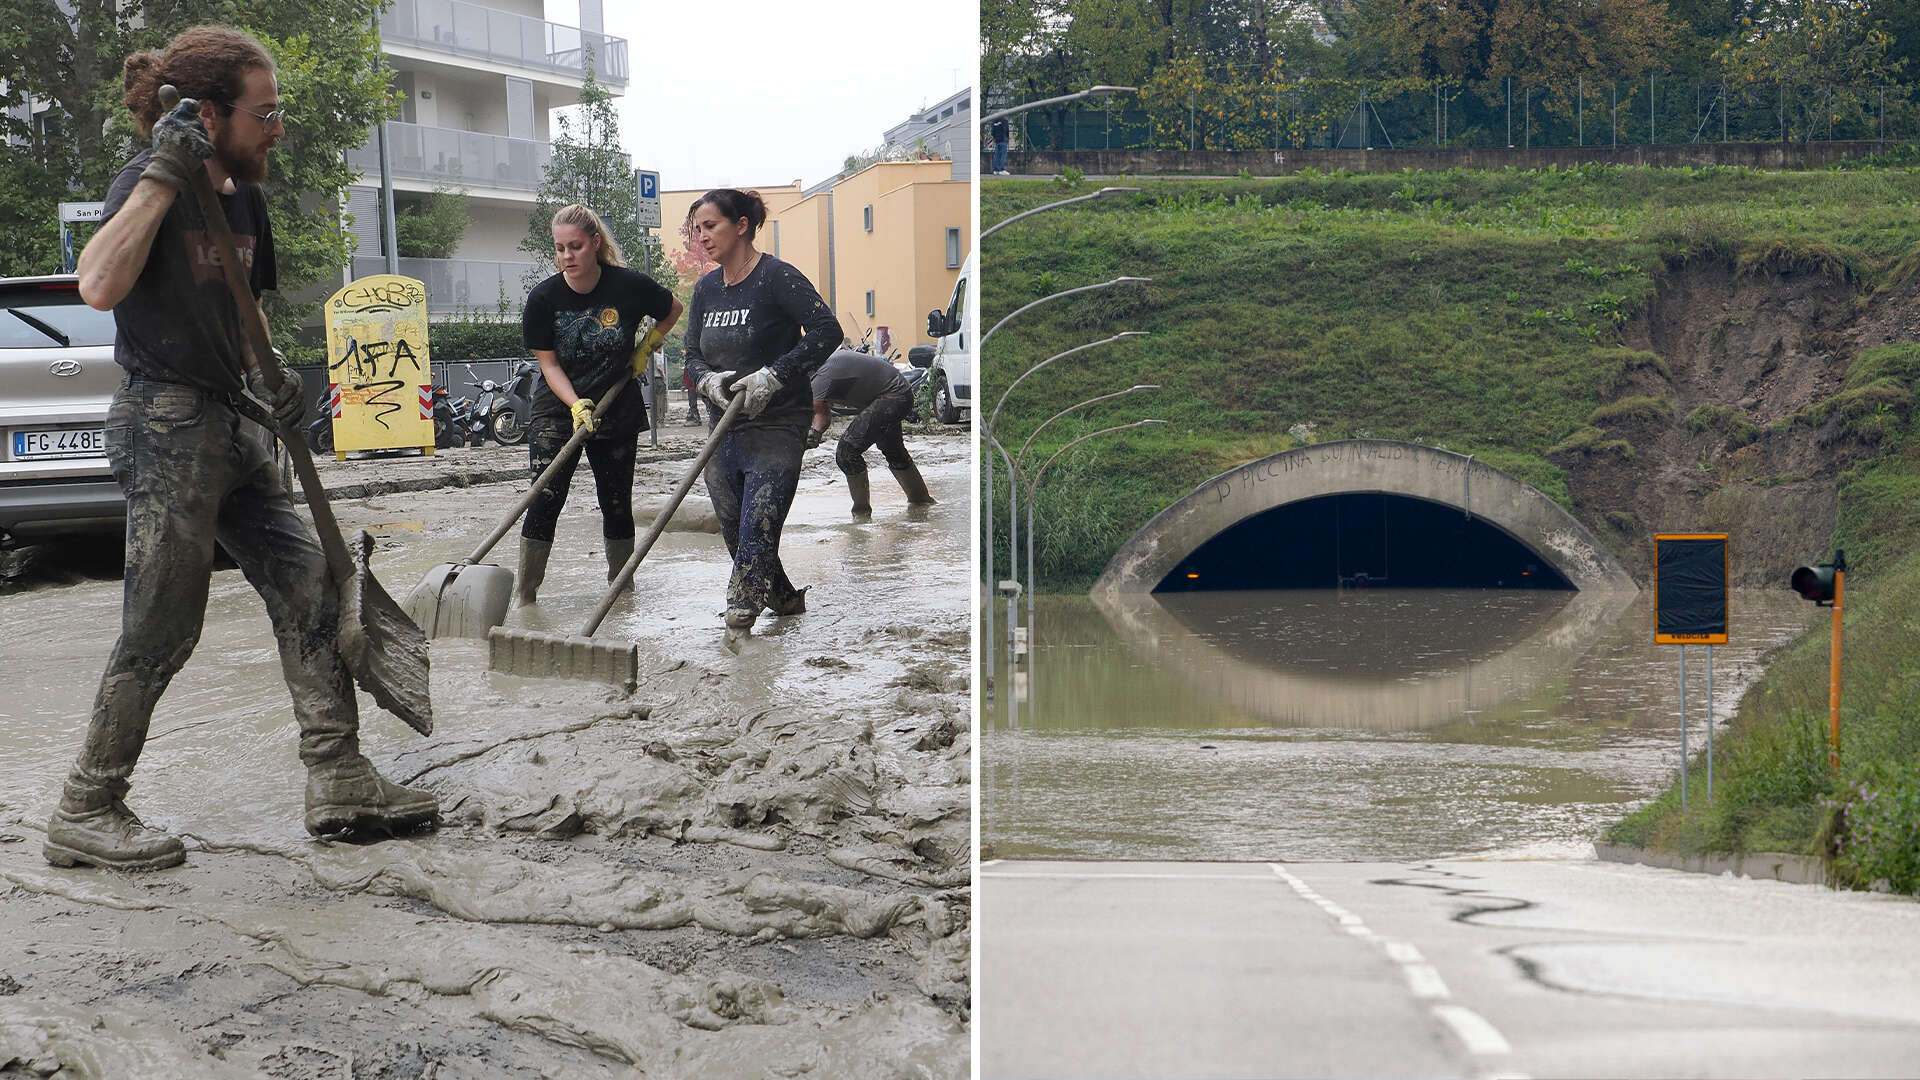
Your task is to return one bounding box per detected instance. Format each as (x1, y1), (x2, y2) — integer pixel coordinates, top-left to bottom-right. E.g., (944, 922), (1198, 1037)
(382, 0), (628, 84)
(350, 255), (545, 316)
(348, 121), (552, 191)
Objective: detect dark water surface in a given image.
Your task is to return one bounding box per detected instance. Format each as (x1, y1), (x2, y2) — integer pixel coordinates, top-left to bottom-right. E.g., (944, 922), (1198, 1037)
(983, 588), (1817, 861)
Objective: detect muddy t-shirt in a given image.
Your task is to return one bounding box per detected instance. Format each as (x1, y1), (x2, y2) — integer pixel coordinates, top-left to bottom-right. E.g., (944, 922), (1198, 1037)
(522, 265), (675, 431)
(683, 255), (842, 432)
(102, 149), (276, 396)
(810, 348), (908, 410)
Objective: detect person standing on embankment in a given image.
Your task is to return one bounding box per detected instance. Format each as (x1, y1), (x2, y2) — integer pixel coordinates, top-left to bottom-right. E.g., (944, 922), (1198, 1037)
(682, 188), (842, 645)
(808, 347), (937, 519)
(47, 25), (437, 871)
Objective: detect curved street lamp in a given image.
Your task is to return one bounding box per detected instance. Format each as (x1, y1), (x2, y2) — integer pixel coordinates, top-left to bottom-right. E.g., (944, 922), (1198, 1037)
(1018, 385), (1160, 469)
(983, 277), (1151, 347)
(984, 86), (1139, 125)
(981, 187), (1140, 241)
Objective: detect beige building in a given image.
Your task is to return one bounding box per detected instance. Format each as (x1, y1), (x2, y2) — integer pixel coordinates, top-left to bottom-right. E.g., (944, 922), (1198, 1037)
(795, 160), (968, 351)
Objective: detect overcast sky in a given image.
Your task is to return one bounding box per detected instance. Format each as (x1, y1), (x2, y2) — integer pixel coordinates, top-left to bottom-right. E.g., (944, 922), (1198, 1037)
(549, 0), (976, 192)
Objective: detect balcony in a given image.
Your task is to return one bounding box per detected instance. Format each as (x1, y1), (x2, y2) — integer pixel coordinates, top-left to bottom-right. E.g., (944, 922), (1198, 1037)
(351, 255), (544, 316)
(381, 0), (628, 85)
(349, 122), (552, 192)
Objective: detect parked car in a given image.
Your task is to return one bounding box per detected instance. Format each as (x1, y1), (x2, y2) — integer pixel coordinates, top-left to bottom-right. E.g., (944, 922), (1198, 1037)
(0, 275), (124, 544)
(924, 250), (972, 425)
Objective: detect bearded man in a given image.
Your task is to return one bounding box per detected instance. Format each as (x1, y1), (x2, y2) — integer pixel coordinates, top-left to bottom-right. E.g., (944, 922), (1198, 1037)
(47, 25), (438, 871)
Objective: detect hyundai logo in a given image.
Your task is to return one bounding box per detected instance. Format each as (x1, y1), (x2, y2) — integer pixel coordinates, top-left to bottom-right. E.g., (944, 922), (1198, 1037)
(49, 360), (82, 378)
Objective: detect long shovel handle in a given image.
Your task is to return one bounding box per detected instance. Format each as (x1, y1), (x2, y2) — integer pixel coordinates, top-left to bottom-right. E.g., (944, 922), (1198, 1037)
(579, 392), (745, 637)
(158, 85), (354, 586)
(459, 369), (636, 565)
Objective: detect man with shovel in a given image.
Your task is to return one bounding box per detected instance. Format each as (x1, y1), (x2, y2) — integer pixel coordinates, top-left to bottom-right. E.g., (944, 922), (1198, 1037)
(807, 348), (937, 519)
(46, 26), (437, 871)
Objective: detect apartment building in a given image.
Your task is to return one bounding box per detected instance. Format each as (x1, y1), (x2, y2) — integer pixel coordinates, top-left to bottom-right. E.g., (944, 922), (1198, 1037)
(345, 0), (629, 316)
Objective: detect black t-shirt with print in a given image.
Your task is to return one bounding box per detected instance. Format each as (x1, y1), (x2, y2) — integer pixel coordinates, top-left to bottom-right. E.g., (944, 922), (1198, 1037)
(682, 254), (842, 433)
(102, 149), (277, 396)
(522, 264), (676, 431)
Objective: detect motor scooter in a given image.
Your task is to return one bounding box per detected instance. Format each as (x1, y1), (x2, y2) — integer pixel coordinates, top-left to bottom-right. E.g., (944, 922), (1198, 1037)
(475, 360), (535, 445)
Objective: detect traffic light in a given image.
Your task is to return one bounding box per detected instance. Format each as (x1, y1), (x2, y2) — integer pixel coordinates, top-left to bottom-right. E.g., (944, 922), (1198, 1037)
(1790, 549), (1846, 606)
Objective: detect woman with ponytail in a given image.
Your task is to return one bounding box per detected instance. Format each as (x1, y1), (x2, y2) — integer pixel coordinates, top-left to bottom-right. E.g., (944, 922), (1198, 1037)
(682, 188), (842, 644)
(516, 203), (682, 603)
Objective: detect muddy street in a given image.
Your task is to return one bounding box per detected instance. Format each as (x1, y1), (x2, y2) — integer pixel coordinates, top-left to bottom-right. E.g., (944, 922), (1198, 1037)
(0, 430), (971, 1078)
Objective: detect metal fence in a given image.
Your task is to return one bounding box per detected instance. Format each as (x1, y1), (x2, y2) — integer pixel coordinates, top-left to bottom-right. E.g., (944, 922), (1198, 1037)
(348, 255), (542, 316)
(346, 122), (555, 191)
(1008, 76), (1920, 153)
(381, 0), (629, 83)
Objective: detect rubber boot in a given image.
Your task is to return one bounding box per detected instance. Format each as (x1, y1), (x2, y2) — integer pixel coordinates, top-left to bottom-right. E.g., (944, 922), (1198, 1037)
(605, 536), (635, 592)
(846, 471), (872, 520)
(766, 585), (808, 616)
(891, 462), (937, 505)
(516, 537), (552, 606)
(723, 605), (757, 651)
(305, 754), (440, 837)
(43, 776), (185, 871)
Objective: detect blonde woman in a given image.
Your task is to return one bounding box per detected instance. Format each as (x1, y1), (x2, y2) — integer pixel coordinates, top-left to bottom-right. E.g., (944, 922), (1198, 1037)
(516, 204), (682, 604)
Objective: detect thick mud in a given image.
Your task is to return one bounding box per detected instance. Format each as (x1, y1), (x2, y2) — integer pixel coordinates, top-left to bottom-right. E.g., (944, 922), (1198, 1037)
(0, 432), (970, 1077)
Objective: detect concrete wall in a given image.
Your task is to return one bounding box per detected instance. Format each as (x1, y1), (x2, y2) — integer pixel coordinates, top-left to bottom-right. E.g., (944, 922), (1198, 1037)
(1094, 440), (1637, 596)
(1010, 140), (1894, 177)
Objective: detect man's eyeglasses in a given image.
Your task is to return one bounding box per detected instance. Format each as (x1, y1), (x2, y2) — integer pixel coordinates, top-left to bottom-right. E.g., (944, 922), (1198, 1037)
(226, 102), (286, 128)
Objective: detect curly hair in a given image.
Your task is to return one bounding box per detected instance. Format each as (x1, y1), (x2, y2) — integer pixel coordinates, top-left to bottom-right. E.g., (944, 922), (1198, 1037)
(122, 26), (274, 137)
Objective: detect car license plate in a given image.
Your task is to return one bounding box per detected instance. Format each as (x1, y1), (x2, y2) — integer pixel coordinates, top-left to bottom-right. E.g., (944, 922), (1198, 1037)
(11, 427), (106, 460)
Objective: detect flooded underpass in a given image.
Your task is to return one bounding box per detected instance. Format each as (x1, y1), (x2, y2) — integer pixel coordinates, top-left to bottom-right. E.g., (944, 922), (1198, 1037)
(0, 434), (970, 1077)
(983, 587), (1819, 862)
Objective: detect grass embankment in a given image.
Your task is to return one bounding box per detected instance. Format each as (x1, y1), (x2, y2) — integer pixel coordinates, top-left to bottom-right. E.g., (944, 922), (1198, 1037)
(981, 164), (1920, 589)
(983, 164), (1920, 885)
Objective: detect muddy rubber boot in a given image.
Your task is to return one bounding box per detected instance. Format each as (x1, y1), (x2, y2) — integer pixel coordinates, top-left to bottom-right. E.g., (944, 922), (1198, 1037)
(723, 606), (758, 651)
(846, 471), (873, 520)
(605, 536), (635, 592)
(305, 755), (439, 838)
(43, 778), (185, 871)
(766, 585), (808, 616)
(891, 463), (937, 505)
(516, 538), (552, 606)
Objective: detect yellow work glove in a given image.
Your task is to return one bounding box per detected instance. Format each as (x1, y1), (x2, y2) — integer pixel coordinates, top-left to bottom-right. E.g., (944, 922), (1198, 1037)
(630, 325), (667, 375)
(570, 398), (597, 434)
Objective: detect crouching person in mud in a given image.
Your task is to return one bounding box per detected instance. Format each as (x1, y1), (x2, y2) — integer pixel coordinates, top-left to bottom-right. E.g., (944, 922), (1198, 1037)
(807, 346), (937, 519)
(44, 26), (438, 871)
(683, 188), (842, 645)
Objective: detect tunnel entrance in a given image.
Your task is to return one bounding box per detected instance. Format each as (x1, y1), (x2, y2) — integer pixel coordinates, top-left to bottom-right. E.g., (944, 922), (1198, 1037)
(1154, 492), (1575, 592)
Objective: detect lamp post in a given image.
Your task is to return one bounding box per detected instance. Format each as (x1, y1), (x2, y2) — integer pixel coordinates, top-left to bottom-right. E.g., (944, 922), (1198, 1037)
(984, 277), (1151, 346)
(984, 85), (1140, 125)
(981, 188), (1140, 241)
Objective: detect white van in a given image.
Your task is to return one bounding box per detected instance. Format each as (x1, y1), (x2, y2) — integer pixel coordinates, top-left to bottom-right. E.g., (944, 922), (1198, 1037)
(923, 251), (972, 425)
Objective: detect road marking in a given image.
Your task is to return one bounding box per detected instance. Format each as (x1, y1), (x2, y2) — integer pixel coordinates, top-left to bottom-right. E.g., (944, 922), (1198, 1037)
(1270, 864), (1524, 1075)
(1434, 1004), (1514, 1056)
(981, 871), (1273, 881)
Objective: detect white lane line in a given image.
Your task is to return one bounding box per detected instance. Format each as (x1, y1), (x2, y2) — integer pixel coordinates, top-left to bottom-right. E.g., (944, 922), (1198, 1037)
(981, 871), (1274, 881)
(1433, 1004), (1514, 1057)
(1269, 864), (1523, 1073)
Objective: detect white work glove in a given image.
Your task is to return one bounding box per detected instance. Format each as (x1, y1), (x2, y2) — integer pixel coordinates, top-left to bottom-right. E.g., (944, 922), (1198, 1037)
(729, 367), (782, 419)
(697, 371), (735, 409)
(142, 98), (214, 192)
(246, 351), (304, 427)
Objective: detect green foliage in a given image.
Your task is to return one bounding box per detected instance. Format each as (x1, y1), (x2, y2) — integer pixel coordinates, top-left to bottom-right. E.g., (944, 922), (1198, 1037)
(428, 318), (525, 364)
(1588, 395), (1673, 426)
(521, 61), (670, 287)
(1686, 403), (1762, 446)
(1829, 765), (1920, 892)
(394, 185), (470, 260)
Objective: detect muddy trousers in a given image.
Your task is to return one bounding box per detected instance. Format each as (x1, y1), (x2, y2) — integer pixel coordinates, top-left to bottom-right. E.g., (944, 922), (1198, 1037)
(520, 414), (639, 544)
(833, 389), (915, 478)
(704, 424), (805, 614)
(66, 378), (364, 802)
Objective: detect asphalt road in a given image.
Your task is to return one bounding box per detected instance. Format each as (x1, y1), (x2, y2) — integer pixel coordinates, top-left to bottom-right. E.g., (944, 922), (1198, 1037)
(980, 857), (1920, 1079)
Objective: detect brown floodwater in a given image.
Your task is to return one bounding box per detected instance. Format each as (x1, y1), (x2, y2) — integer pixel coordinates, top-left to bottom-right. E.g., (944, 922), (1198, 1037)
(984, 587), (1819, 861)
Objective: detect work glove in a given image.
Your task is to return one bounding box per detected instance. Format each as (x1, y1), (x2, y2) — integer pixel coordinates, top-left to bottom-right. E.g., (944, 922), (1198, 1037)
(630, 324), (667, 375)
(805, 427), (824, 450)
(246, 350), (305, 427)
(697, 370), (735, 409)
(728, 367), (783, 419)
(141, 98), (214, 193)
(570, 398), (597, 434)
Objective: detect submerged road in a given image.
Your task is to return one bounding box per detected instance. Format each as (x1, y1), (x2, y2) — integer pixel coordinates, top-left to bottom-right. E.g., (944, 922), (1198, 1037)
(980, 857), (1920, 1079)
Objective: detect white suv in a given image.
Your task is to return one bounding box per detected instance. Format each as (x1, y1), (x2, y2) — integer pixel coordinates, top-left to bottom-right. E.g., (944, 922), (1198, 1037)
(0, 275), (124, 544)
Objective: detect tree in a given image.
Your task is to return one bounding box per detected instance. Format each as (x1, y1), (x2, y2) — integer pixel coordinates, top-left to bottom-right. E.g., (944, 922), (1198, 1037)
(0, 0), (392, 363)
(520, 59), (670, 288)
(1716, 0), (1905, 141)
(394, 185), (469, 260)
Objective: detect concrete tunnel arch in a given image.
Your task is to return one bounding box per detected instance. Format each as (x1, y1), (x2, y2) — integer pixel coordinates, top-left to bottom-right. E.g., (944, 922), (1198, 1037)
(1092, 440), (1637, 596)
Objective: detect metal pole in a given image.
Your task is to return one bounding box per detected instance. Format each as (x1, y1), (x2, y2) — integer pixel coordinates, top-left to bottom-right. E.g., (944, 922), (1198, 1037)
(1830, 560), (1846, 772)
(373, 13), (398, 275)
(1026, 486), (1035, 666)
(1579, 76), (1584, 146)
(1705, 644), (1714, 799)
(1679, 643), (1688, 813)
(1507, 78), (1513, 147)
(1651, 71), (1656, 144)
(1613, 82), (1617, 148)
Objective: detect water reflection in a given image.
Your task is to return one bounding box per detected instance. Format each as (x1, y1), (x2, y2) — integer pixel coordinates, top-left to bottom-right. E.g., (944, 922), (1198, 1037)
(984, 588), (1817, 861)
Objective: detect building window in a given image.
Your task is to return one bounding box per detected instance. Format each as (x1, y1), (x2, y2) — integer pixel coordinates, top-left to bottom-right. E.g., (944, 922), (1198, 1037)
(946, 228), (962, 269)
(865, 290), (875, 318)
(863, 205), (873, 231)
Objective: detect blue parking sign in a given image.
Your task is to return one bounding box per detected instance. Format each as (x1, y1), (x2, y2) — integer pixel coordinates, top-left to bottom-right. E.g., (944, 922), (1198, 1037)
(636, 169), (661, 227)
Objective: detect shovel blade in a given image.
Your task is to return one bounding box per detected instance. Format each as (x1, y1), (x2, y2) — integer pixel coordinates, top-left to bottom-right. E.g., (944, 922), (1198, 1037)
(405, 561), (514, 640)
(487, 625), (637, 690)
(338, 530), (434, 735)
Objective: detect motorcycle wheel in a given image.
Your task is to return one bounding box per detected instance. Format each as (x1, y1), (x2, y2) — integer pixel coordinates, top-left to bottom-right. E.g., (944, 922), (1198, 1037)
(311, 419), (334, 454)
(490, 408), (526, 445)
